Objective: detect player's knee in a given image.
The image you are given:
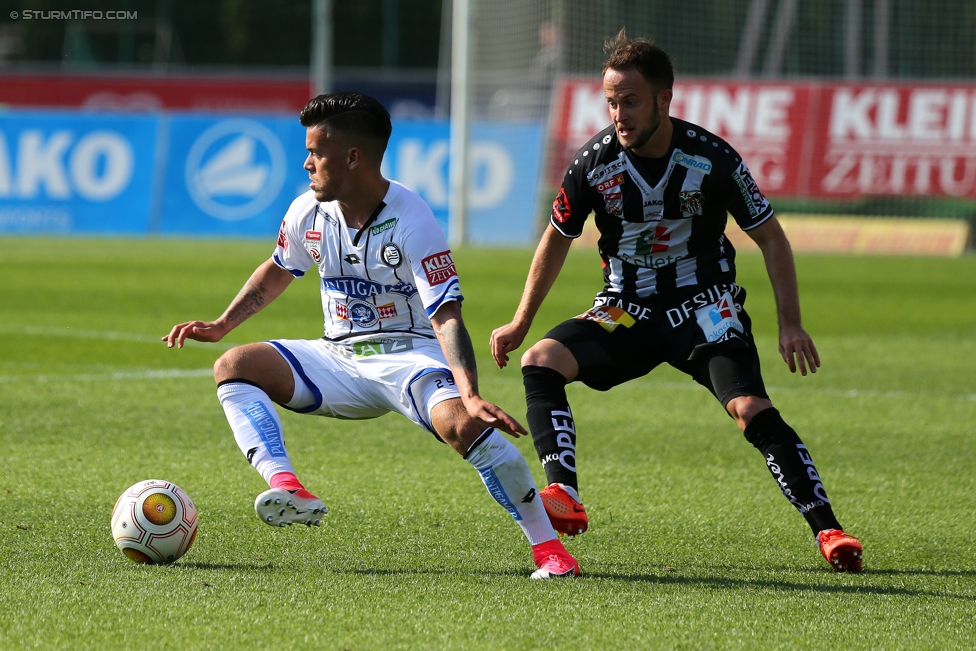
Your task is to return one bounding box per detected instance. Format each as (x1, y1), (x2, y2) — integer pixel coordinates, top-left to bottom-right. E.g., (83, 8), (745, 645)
(727, 395), (774, 430)
(520, 340), (576, 380)
(520, 345), (545, 368)
(430, 399), (472, 455)
(213, 349), (238, 383)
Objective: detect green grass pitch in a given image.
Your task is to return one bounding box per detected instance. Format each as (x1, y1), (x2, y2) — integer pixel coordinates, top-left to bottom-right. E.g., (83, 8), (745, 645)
(1, 237), (975, 649)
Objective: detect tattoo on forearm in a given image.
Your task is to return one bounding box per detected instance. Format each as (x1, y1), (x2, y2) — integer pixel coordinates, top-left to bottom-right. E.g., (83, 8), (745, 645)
(440, 319), (479, 393)
(226, 281), (268, 324)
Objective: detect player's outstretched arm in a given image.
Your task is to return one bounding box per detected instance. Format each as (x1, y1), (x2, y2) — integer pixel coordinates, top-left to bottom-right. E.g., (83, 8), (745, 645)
(490, 224), (573, 369)
(431, 301), (528, 437)
(746, 217), (821, 376)
(162, 258), (294, 349)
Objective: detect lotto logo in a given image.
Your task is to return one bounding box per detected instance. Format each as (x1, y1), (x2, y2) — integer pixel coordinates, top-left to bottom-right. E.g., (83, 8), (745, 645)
(422, 251), (457, 286)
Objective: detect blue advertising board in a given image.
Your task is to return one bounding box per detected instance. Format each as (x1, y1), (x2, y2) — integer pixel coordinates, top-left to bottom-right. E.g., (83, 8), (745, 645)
(0, 110), (544, 245)
(0, 111), (158, 233)
(383, 122), (544, 245)
(156, 115), (310, 236)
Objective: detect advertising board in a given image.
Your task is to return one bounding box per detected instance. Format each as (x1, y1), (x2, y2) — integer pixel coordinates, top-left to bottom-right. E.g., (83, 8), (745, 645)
(549, 78), (976, 200)
(1, 110), (544, 244)
(0, 112), (158, 233)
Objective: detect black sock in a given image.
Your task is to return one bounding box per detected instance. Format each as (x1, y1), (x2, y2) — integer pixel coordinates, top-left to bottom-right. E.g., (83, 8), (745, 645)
(522, 365), (578, 491)
(743, 407), (842, 535)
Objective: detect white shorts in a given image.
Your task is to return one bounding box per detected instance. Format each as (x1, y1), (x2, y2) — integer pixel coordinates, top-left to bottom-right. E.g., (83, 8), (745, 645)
(265, 336), (460, 435)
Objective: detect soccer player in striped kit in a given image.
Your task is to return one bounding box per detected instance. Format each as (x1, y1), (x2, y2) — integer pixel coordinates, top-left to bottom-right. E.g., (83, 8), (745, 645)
(164, 92), (578, 579)
(491, 31), (862, 572)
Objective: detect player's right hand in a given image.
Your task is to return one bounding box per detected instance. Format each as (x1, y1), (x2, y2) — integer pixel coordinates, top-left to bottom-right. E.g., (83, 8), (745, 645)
(162, 320), (227, 348)
(489, 322), (529, 369)
(462, 395), (528, 437)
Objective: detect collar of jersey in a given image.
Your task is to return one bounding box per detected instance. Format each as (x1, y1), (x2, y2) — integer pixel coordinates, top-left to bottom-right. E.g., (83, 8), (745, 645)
(351, 201), (388, 246)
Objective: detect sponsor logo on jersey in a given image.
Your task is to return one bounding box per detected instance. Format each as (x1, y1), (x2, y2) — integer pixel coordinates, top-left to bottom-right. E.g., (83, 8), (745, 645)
(318, 206), (337, 225)
(322, 275), (418, 299)
(679, 190), (703, 216)
(377, 302), (397, 319)
(552, 188), (571, 223)
(576, 305), (636, 332)
(732, 161), (770, 221)
(381, 242), (402, 268)
(665, 283), (740, 327)
(595, 173), (625, 217)
(338, 299), (380, 327)
(422, 251), (457, 286)
(635, 225), (672, 255)
(371, 217), (398, 236)
(276, 220), (288, 251)
(344, 253), (361, 264)
(671, 150), (713, 174)
(352, 337), (415, 358)
(592, 295), (654, 321)
(587, 156), (627, 185)
(694, 292), (745, 342)
(304, 230), (322, 262)
(596, 174), (624, 194)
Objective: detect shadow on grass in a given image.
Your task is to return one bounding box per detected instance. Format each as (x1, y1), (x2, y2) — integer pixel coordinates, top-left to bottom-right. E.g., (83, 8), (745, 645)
(346, 568), (523, 579)
(179, 561), (279, 571)
(578, 567), (976, 601)
(337, 566), (975, 600)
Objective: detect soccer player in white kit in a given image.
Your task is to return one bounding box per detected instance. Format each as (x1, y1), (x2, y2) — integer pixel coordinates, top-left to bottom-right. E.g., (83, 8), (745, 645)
(163, 92), (579, 579)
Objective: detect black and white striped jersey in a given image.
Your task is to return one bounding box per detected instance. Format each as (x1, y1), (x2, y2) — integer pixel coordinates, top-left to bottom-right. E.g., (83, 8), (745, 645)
(272, 181), (462, 343)
(551, 118), (774, 299)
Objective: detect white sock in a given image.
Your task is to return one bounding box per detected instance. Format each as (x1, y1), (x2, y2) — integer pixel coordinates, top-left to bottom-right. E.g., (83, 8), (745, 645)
(465, 429), (557, 545)
(217, 382), (296, 485)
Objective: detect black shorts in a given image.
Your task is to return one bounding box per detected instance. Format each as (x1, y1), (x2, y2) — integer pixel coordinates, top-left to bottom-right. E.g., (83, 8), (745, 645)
(544, 282), (769, 407)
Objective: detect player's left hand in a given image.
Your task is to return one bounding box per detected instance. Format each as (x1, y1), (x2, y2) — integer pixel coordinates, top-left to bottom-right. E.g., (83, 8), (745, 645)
(779, 325), (820, 376)
(462, 395), (528, 437)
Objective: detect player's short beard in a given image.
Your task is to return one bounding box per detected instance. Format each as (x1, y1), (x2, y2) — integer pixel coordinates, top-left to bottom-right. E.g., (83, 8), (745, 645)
(623, 95), (662, 153)
(311, 179), (338, 203)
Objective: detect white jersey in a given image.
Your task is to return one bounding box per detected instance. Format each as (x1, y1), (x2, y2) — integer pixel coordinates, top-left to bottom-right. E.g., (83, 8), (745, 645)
(272, 181), (462, 344)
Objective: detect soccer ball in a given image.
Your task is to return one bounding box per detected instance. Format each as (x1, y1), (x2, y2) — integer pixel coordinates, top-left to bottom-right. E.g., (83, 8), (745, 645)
(111, 479), (198, 564)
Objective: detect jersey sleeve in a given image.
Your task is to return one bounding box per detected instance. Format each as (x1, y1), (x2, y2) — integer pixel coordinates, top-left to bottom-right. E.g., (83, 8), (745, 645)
(399, 206), (464, 317)
(271, 197), (316, 277)
(550, 151), (595, 239)
(721, 156), (775, 231)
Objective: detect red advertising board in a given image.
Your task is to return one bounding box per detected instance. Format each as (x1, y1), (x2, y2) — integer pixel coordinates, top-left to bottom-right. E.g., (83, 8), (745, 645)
(0, 73), (311, 113)
(549, 77), (976, 199)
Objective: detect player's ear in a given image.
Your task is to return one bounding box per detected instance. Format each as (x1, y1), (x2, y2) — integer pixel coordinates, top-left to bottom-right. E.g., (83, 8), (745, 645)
(656, 88), (673, 113)
(346, 146), (362, 170)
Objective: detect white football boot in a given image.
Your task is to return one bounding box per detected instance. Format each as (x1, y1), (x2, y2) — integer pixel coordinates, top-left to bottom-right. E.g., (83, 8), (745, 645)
(254, 488), (327, 527)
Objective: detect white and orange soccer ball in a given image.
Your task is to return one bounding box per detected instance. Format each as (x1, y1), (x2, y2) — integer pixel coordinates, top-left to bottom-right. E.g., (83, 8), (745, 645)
(111, 480), (198, 564)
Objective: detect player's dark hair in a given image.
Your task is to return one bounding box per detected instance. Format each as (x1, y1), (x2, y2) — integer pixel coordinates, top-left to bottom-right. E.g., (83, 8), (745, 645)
(602, 28), (674, 92)
(300, 92), (393, 163)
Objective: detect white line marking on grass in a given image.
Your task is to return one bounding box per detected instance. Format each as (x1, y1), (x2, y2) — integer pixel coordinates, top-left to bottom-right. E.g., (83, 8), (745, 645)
(0, 325), (237, 350)
(0, 368), (215, 383)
